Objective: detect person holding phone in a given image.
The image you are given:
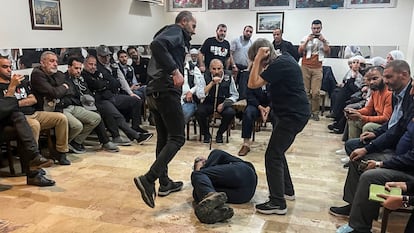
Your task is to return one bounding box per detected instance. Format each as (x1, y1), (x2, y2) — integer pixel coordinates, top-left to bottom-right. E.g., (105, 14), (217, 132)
(298, 19), (330, 121)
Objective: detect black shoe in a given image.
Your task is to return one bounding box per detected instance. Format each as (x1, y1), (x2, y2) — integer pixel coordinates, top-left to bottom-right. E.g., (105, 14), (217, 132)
(27, 173), (55, 186)
(327, 123), (337, 131)
(29, 154), (54, 170)
(158, 180), (183, 197)
(194, 192), (229, 224)
(255, 200), (287, 215)
(329, 204), (351, 218)
(136, 133), (153, 144)
(69, 141), (86, 154)
(203, 134), (211, 144)
(134, 127), (149, 134)
(133, 175), (156, 208)
(332, 128), (344, 134)
(53, 152), (71, 165)
(216, 135), (223, 143)
(196, 203), (234, 224)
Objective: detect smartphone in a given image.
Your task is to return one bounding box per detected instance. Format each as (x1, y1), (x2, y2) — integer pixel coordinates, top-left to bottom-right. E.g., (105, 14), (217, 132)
(313, 34), (320, 38)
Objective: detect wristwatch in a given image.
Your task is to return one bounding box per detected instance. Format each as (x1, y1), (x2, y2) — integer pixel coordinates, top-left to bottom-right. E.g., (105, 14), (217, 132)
(402, 195), (410, 208)
(375, 161), (381, 168)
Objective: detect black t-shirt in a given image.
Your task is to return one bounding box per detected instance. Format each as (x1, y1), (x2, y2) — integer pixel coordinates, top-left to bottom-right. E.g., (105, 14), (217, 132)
(200, 37), (231, 68)
(0, 79), (36, 115)
(131, 56), (150, 85)
(260, 54), (310, 119)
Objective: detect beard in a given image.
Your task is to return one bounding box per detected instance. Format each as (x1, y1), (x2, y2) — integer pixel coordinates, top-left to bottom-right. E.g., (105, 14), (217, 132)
(370, 81), (385, 91)
(131, 55), (139, 60)
(0, 73), (11, 81)
(243, 35), (251, 41)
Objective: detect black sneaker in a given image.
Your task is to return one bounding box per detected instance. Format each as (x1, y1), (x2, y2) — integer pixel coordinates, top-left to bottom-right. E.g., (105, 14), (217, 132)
(194, 192), (228, 223)
(329, 205), (351, 218)
(29, 154), (54, 170)
(203, 134), (211, 144)
(255, 201), (287, 215)
(53, 152), (71, 165)
(27, 173), (55, 186)
(216, 135), (223, 143)
(134, 127), (149, 134)
(69, 141), (86, 154)
(195, 203), (234, 224)
(136, 133), (153, 144)
(158, 180), (183, 197)
(133, 175), (156, 208)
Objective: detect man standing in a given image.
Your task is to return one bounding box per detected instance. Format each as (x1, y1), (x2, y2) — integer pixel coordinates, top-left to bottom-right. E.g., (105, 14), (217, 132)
(133, 11), (197, 208)
(298, 19), (330, 121)
(272, 28), (300, 62)
(198, 24), (236, 73)
(230, 25), (253, 100)
(248, 39), (310, 215)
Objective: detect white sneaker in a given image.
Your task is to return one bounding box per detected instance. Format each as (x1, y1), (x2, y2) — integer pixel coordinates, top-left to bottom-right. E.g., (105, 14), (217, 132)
(284, 194), (295, 201)
(340, 157), (350, 163)
(335, 149), (346, 155)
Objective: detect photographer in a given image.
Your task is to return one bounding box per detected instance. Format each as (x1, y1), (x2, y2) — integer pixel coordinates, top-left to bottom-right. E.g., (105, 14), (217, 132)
(298, 19), (330, 121)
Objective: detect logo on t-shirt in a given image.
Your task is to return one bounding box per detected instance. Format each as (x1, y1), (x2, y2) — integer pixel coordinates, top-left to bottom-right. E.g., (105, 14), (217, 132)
(210, 46), (228, 57)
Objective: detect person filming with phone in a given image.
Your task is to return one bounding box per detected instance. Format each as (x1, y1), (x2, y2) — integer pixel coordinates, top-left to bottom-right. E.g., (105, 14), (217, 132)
(298, 19), (330, 121)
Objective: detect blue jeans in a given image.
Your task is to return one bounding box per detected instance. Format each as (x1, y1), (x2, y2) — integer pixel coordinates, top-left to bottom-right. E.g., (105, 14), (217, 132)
(145, 91), (185, 185)
(182, 102), (197, 124)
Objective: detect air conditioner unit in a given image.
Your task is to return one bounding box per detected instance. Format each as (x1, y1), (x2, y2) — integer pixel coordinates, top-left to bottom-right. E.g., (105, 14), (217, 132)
(138, 0), (164, 6)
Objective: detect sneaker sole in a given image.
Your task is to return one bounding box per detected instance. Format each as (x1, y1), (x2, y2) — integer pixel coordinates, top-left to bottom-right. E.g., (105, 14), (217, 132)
(284, 194), (295, 201)
(256, 207), (287, 215)
(114, 142), (132, 146)
(138, 134), (153, 145)
(158, 184), (183, 197)
(199, 192), (227, 210)
(133, 176), (155, 208)
(68, 144), (86, 154)
(328, 209), (349, 218)
(197, 206), (234, 224)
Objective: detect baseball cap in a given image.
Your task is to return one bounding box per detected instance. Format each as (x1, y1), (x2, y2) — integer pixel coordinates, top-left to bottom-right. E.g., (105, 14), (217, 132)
(96, 45), (112, 57)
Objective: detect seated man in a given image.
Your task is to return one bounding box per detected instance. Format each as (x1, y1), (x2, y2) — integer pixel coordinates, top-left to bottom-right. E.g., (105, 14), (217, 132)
(0, 69), (54, 186)
(238, 84), (272, 156)
(94, 45), (149, 135)
(82, 55), (152, 144)
(191, 149), (257, 224)
(181, 56), (204, 124)
(196, 59), (239, 143)
(345, 66), (392, 139)
(329, 60), (414, 220)
(30, 51), (101, 160)
(116, 49), (146, 100)
(65, 56), (119, 152)
(0, 56), (70, 163)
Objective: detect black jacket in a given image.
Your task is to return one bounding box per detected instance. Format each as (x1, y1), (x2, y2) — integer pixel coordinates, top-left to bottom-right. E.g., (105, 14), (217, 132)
(146, 24), (191, 94)
(273, 40), (300, 62)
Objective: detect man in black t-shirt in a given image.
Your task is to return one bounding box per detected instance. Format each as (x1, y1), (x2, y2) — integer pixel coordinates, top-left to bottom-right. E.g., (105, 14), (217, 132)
(248, 38), (310, 215)
(198, 24), (236, 73)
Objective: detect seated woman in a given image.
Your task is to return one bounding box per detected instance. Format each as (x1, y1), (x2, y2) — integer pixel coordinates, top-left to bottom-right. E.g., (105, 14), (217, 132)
(191, 149), (257, 224)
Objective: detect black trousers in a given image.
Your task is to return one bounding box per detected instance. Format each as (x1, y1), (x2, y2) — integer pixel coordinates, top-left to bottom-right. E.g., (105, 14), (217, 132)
(0, 112), (39, 174)
(96, 100), (140, 140)
(265, 116), (308, 207)
(109, 94), (142, 131)
(145, 91), (185, 185)
(191, 149), (257, 204)
(196, 103), (236, 137)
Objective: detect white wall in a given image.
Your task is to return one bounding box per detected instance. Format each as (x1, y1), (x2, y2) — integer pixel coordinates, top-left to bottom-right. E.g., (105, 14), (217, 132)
(2, 0), (414, 64)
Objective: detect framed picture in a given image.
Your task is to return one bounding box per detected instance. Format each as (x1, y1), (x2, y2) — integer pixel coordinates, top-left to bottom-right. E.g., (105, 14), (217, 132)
(168, 0), (205, 11)
(345, 0), (396, 8)
(208, 0), (249, 10)
(250, 0), (292, 10)
(256, 12), (284, 33)
(295, 0), (344, 8)
(29, 0), (62, 30)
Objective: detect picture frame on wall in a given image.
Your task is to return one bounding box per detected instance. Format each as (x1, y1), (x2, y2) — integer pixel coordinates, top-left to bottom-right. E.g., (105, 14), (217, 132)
(168, 0), (205, 11)
(250, 0), (292, 10)
(295, 0), (344, 8)
(256, 12), (284, 33)
(208, 0), (249, 10)
(345, 0), (396, 8)
(29, 0), (62, 30)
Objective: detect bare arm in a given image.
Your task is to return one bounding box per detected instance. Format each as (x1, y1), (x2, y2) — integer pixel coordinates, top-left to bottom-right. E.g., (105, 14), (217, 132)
(18, 94), (37, 107)
(248, 47), (268, 89)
